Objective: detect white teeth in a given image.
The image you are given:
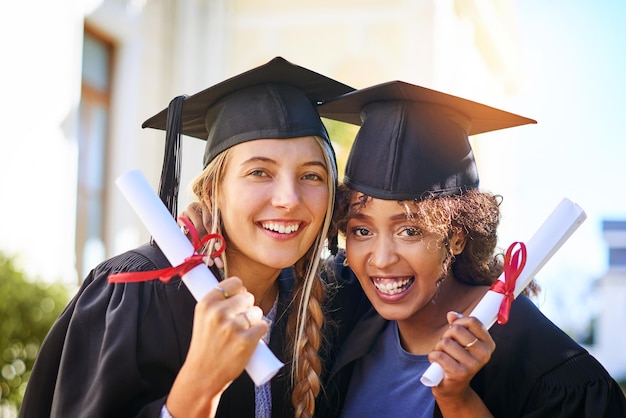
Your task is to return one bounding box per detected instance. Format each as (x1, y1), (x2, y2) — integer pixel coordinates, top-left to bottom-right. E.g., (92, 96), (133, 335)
(373, 278), (411, 295)
(262, 222), (300, 234)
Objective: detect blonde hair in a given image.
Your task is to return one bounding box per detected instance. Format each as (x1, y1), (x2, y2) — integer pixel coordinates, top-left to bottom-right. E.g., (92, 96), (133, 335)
(191, 136), (336, 417)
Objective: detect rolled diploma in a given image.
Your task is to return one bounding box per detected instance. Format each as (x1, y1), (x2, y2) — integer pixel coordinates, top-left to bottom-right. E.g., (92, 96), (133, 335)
(116, 169), (284, 386)
(420, 198), (587, 387)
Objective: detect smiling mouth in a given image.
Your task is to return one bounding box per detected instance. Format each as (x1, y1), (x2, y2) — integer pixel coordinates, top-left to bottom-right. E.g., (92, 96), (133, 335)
(261, 221), (301, 234)
(372, 277), (414, 295)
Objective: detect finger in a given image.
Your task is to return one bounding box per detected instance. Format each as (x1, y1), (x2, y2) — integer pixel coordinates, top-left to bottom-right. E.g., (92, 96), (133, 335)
(198, 279), (251, 316)
(206, 239), (224, 269)
(428, 348), (478, 376)
(445, 313), (494, 350)
(429, 336), (485, 378)
(433, 335), (479, 362)
(214, 257), (224, 269)
(457, 317), (496, 354)
(214, 285), (230, 299)
(447, 311), (463, 325)
(184, 202), (209, 237)
(238, 310), (254, 328)
(201, 202), (213, 236)
(228, 308), (267, 343)
(464, 338), (479, 349)
(443, 320), (476, 348)
(180, 202), (202, 223)
(446, 327), (481, 351)
(176, 218), (191, 237)
(239, 316), (269, 342)
(447, 313), (485, 334)
(237, 306), (264, 327)
(242, 306), (263, 325)
(211, 277), (245, 300)
(178, 205), (191, 221)
(432, 328), (493, 374)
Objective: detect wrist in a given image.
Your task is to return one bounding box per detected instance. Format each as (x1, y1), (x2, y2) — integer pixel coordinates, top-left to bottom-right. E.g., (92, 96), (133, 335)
(434, 389), (493, 418)
(166, 364), (227, 418)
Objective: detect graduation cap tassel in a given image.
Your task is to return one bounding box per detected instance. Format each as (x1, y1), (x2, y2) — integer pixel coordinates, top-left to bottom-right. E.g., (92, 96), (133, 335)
(157, 95), (187, 218)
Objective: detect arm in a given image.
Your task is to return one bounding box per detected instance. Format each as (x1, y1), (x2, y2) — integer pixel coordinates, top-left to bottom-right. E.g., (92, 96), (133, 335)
(520, 352), (626, 417)
(20, 249), (176, 418)
(165, 277), (267, 418)
(429, 312), (495, 418)
(480, 295), (626, 417)
(20, 249), (267, 418)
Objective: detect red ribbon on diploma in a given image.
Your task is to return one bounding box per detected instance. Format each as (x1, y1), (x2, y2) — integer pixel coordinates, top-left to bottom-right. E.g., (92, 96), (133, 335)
(108, 216), (225, 284)
(488, 241), (527, 325)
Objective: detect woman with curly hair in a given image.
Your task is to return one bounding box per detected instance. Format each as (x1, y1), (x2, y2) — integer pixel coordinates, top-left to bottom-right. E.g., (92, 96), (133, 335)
(317, 81), (626, 417)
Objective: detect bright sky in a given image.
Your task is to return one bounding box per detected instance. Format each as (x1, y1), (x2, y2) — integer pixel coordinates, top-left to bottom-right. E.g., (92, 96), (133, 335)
(499, 0), (626, 337)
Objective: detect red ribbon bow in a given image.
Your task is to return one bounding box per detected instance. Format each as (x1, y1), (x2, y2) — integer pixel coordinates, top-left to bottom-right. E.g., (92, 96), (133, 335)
(489, 241), (527, 325)
(108, 216), (225, 284)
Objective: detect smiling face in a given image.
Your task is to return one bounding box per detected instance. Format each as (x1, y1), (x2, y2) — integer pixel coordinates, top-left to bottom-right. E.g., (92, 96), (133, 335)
(345, 195), (452, 322)
(217, 136), (330, 280)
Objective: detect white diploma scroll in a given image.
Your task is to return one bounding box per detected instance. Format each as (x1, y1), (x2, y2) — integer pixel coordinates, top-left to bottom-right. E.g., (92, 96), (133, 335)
(420, 198), (587, 387)
(116, 169), (284, 386)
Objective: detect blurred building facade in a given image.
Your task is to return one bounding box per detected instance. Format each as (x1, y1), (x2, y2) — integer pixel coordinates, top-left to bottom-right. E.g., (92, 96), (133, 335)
(1, 0), (623, 383)
(0, 0), (525, 284)
(590, 221), (626, 380)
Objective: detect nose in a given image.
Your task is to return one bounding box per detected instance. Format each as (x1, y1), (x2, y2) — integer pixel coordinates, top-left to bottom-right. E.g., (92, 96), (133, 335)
(368, 234), (399, 269)
(271, 175), (302, 210)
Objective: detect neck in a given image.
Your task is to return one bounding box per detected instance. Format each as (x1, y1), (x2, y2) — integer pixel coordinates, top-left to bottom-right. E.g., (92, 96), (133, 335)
(226, 265), (280, 315)
(223, 250), (283, 314)
(255, 280), (279, 314)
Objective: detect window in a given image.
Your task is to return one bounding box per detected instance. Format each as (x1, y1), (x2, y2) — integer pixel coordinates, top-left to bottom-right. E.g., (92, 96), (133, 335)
(76, 27), (114, 279)
(609, 248), (626, 268)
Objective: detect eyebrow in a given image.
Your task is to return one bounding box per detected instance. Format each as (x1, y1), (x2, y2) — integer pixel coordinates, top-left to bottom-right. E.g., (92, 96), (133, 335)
(241, 156), (328, 171)
(348, 210), (416, 222)
(303, 161), (328, 171)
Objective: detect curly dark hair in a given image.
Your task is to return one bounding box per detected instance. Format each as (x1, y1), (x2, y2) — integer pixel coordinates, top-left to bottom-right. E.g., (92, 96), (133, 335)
(333, 183), (539, 296)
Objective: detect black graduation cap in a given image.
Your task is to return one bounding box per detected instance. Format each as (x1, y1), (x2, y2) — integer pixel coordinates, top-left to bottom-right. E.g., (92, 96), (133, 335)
(318, 81), (536, 200)
(142, 57), (355, 217)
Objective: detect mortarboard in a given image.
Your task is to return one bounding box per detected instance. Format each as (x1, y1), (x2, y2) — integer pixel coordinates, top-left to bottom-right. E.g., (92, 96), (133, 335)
(318, 81), (536, 201)
(142, 57), (355, 217)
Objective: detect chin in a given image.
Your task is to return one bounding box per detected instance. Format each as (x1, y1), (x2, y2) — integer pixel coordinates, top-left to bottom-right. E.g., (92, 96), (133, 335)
(369, 300), (403, 321)
(264, 255), (302, 269)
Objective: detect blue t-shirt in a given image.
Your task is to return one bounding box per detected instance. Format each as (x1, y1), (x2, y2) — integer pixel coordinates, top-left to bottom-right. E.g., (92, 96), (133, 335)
(341, 321), (435, 417)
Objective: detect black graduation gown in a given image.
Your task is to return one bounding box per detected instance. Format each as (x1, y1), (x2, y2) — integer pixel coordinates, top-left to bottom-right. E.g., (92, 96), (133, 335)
(322, 293), (626, 418)
(18, 243), (300, 418)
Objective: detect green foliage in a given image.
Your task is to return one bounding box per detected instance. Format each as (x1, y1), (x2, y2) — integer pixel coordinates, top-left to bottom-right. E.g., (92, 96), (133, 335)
(322, 118), (358, 178)
(0, 253), (69, 411)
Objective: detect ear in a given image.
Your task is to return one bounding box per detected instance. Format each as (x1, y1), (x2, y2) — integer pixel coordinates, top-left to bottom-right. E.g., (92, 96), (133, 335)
(449, 229), (467, 255)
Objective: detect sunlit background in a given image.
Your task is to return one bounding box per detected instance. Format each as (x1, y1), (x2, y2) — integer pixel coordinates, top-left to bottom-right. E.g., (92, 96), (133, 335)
(1, 0), (624, 396)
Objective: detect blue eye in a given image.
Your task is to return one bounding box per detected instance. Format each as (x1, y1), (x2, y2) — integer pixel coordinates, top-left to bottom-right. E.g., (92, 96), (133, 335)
(249, 169), (268, 177)
(302, 173), (323, 181)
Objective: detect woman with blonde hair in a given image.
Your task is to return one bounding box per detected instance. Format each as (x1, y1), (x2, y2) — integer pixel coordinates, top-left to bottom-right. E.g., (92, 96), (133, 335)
(19, 57), (358, 418)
